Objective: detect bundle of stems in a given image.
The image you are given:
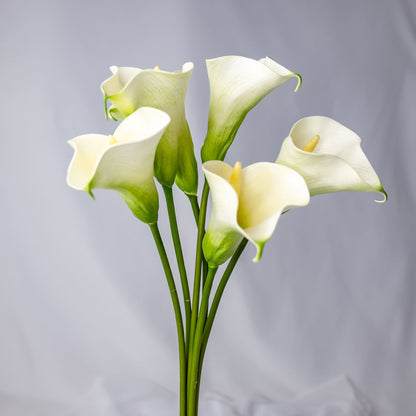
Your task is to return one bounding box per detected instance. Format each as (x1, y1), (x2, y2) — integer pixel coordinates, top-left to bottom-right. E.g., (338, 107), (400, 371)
(150, 182), (247, 416)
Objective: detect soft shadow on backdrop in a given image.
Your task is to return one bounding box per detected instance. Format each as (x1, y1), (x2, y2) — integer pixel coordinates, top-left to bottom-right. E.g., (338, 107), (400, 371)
(1, 0), (415, 415)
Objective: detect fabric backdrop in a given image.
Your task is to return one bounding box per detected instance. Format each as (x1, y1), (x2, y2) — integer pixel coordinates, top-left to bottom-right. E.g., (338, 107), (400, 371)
(1, 0), (415, 415)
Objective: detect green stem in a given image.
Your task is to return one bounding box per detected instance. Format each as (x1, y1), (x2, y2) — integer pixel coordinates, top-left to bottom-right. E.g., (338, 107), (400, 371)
(163, 185), (192, 355)
(187, 194), (200, 225)
(202, 261), (209, 289)
(188, 266), (218, 416)
(188, 183), (209, 349)
(149, 222), (187, 416)
(187, 180), (209, 399)
(187, 193), (209, 290)
(197, 239), (248, 392)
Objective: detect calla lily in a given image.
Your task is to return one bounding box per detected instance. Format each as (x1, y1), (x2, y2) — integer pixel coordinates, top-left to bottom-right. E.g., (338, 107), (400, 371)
(201, 56), (302, 162)
(67, 107), (170, 224)
(276, 116), (387, 201)
(202, 161), (310, 266)
(100, 63), (198, 195)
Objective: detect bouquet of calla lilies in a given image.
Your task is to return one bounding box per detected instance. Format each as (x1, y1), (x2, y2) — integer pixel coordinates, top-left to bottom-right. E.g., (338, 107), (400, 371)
(67, 55), (386, 416)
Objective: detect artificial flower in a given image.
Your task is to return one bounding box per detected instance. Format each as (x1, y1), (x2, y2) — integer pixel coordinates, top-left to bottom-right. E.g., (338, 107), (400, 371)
(202, 161), (310, 266)
(101, 63), (198, 195)
(276, 116), (387, 201)
(67, 107), (170, 224)
(201, 55), (301, 162)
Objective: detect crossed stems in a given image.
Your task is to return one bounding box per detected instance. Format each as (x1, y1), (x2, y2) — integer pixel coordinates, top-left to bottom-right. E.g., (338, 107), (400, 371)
(149, 181), (247, 416)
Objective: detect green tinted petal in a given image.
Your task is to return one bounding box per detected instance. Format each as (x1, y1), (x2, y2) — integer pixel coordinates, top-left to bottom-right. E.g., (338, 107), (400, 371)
(101, 63), (197, 190)
(201, 56), (301, 162)
(202, 161), (309, 265)
(67, 107), (170, 223)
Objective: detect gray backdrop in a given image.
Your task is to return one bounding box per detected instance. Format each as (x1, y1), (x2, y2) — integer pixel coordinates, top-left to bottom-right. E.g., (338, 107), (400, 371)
(1, 0), (415, 415)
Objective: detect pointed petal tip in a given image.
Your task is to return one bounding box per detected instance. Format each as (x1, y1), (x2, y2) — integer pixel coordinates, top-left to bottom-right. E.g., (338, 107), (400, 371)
(182, 62), (194, 72)
(375, 186), (388, 203)
(252, 241), (265, 263)
(108, 106), (119, 121)
(67, 138), (76, 148)
(294, 72), (302, 92)
(87, 187), (95, 200)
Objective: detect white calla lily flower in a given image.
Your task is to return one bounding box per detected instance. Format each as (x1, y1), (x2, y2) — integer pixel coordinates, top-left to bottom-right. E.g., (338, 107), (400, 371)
(101, 63), (198, 195)
(201, 56), (302, 162)
(67, 107), (170, 224)
(202, 161), (310, 266)
(276, 116), (387, 201)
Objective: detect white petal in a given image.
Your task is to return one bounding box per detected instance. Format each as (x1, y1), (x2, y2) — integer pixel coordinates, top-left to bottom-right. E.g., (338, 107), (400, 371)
(202, 161), (310, 265)
(207, 56), (301, 117)
(113, 106), (171, 143)
(276, 116), (387, 201)
(259, 56), (302, 91)
(202, 56), (301, 161)
(92, 108), (170, 190)
(101, 63), (194, 119)
(203, 161), (240, 232)
(202, 161), (244, 266)
(67, 107), (170, 223)
(67, 134), (110, 190)
(101, 63), (197, 191)
(101, 66), (141, 98)
(238, 163), (310, 260)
